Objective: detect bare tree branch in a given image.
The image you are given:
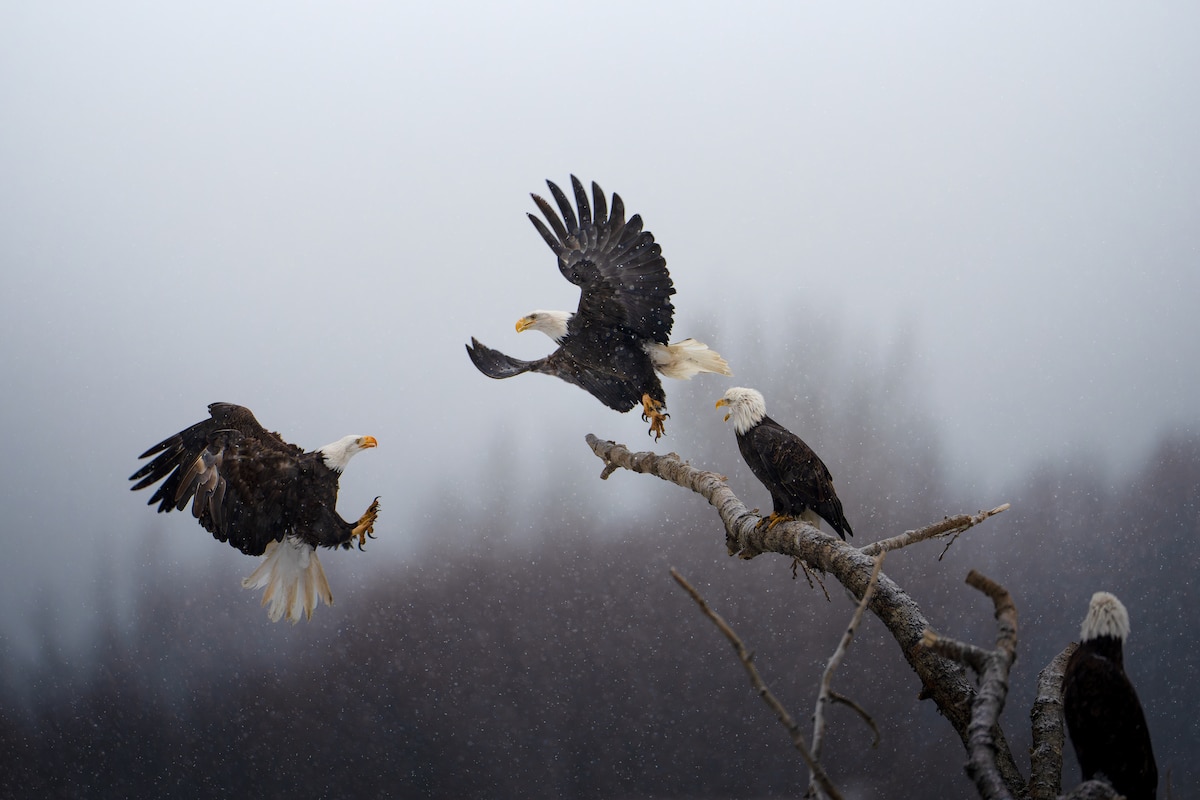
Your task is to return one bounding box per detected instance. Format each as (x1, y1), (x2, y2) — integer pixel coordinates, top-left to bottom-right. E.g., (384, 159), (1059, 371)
(921, 629), (991, 673)
(921, 571), (1021, 800)
(810, 551), (886, 797)
(860, 504), (1010, 558)
(585, 435), (1025, 796)
(1028, 644), (1076, 800)
(826, 691), (881, 747)
(669, 568), (845, 800)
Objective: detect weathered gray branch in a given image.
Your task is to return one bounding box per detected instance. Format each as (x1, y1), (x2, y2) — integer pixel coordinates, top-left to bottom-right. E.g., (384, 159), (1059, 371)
(1028, 644), (1076, 800)
(669, 568), (844, 800)
(922, 571), (1021, 800)
(809, 552), (884, 798)
(811, 554), (888, 796)
(861, 504), (1010, 558)
(1039, 646), (1122, 800)
(584, 435), (1025, 796)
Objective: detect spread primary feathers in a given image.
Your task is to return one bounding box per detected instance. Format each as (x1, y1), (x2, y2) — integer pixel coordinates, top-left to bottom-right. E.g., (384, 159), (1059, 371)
(466, 175), (730, 439)
(130, 403), (380, 623)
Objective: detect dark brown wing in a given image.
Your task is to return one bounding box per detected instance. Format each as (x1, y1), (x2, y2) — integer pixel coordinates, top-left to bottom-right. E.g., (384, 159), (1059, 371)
(741, 417), (853, 539)
(466, 337), (648, 412)
(130, 403), (356, 555)
(131, 403), (292, 511)
(528, 176), (675, 345)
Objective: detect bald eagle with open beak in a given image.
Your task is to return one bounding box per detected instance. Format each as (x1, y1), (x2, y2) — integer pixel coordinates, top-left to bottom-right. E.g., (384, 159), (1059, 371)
(130, 403), (380, 623)
(716, 387), (853, 539)
(466, 175), (730, 440)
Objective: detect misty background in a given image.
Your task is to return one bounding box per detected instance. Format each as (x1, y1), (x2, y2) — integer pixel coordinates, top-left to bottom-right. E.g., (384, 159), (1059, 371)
(2, 3), (1198, 797)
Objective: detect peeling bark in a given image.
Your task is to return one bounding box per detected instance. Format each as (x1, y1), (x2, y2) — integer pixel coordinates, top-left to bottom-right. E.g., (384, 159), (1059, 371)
(1029, 645), (1076, 800)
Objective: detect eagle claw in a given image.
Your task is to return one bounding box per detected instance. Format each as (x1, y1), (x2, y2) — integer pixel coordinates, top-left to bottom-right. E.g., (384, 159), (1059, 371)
(758, 512), (792, 532)
(640, 394), (669, 441)
(352, 497), (381, 550)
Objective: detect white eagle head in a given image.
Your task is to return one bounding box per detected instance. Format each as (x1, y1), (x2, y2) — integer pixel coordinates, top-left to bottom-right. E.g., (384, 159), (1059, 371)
(715, 386), (767, 435)
(318, 435), (378, 473)
(515, 310), (571, 343)
(1080, 591), (1131, 642)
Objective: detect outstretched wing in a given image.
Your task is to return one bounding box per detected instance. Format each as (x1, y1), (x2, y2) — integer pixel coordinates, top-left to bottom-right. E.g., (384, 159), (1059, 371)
(130, 403), (310, 555)
(465, 337), (543, 380)
(528, 176), (675, 344)
(466, 337), (643, 412)
(746, 420), (854, 539)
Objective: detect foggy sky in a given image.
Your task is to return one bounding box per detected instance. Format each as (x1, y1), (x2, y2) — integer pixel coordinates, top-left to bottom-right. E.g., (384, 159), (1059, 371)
(1, 3), (1199, 653)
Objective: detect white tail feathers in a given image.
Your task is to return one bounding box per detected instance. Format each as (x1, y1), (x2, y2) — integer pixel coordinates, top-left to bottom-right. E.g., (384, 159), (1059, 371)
(648, 338), (732, 380)
(241, 537), (333, 623)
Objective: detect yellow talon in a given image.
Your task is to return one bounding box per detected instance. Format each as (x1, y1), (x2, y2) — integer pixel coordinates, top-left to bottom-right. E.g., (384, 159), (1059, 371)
(759, 512), (793, 532)
(352, 497), (381, 550)
(640, 394), (669, 441)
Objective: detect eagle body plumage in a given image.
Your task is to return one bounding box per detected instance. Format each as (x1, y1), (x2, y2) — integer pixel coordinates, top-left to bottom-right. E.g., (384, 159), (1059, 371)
(130, 403), (379, 622)
(716, 387), (853, 540)
(1063, 592), (1157, 800)
(466, 176), (730, 438)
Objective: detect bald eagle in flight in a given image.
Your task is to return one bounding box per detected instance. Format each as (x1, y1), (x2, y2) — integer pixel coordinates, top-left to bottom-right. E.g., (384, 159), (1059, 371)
(129, 403), (380, 623)
(715, 387), (853, 539)
(466, 176), (730, 440)
(1062, 592), (1157, 800)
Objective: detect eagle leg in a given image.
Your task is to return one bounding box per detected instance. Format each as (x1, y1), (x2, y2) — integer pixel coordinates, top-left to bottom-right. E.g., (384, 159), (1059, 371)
(759, 512), (794, 532)
(351, 497), (381, 550)
(640, 394), (669, 441)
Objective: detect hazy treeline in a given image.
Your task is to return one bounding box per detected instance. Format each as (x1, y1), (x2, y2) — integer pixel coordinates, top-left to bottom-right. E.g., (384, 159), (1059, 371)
(3, 329), (1197, 797)
(2, 427), (1197, 797)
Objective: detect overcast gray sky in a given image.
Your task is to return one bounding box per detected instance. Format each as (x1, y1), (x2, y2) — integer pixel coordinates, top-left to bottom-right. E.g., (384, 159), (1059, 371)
(2, 3), (1198, 652)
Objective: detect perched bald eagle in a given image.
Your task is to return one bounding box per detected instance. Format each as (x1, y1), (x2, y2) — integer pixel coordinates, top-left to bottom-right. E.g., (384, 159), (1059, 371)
(715, 387), (853, 539)
(466, 176), (730, 440)
(1062, 592), (1157, 800)
(129, 403), (380, 623)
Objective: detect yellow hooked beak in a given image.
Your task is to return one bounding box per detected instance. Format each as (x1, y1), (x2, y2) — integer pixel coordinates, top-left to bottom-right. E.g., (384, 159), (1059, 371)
(715, 397), (731, 422)
(359, 436), (378, 449)
(515, 316), (534, 333)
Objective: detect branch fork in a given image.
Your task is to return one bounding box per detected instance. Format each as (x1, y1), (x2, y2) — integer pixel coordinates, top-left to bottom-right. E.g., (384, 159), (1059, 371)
(585, 434), (1024, 795)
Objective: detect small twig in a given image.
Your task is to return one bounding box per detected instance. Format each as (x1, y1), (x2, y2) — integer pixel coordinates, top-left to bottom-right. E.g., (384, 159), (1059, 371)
(827, 692), (881, 747)
(1029, 644), (1077, 800)
(938, 530), (964, 560)
(670, 568), (845, 800)
(860, 505), (1010, 558)
(791, 558), (831, 601)
(810, 552), (886, 797)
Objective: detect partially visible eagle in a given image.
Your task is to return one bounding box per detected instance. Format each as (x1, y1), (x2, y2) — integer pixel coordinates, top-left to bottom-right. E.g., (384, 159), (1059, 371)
(129, 403), (380, 623)
(1062, 592), (1157, 800)
(466, 175), (730, 440)
(715, 387), (853, 539)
